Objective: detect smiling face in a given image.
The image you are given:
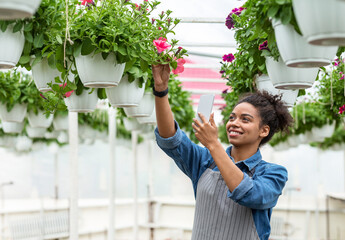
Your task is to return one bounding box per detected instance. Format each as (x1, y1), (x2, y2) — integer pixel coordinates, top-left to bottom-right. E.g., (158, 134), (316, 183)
(226, 102), (270, 148)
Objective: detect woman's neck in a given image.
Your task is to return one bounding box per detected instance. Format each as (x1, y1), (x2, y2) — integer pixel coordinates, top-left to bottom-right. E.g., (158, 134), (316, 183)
(230, 144), (259, 163)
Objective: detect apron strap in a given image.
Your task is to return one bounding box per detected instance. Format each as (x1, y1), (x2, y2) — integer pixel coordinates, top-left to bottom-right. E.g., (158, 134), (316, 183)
(208, 161), (217, 169)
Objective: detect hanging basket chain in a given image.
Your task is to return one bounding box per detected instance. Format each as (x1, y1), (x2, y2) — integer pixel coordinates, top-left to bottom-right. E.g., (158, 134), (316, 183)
(330, 64), (334, 110)
(302, 101), (306, 125)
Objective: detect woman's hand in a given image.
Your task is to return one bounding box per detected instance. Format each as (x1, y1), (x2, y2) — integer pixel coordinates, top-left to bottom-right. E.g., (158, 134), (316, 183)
(192, 113), (219, 150)
(152, 64), (170, 91)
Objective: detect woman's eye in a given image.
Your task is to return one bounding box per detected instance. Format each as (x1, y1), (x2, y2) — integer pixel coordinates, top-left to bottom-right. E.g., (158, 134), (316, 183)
(242, 118), (249, 122)
(229, 116), (235, 121)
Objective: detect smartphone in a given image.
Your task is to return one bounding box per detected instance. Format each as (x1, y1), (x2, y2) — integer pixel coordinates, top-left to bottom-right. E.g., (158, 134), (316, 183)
(196, 94), (215, 124)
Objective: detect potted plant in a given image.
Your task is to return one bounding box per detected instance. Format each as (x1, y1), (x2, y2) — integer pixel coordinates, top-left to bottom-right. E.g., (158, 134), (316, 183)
(292, 0), (345, 46)
(0, 0), (42, 20)
(2, 121), (24, 133)
(78, 109), (108, 140)
(0, 70), (30, 122)
(52, 110), (69, 131)
(124, 91), (154, 117)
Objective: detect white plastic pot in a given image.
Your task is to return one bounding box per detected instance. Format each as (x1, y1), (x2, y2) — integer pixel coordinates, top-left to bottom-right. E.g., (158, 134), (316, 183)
(0, 103), (27, 122)
(75, 52), (126, 88)
(123, 118), (141, 131)
(53, 115), (68, 131)
(57, 131), (68, 144)
(0, 135), (16, 148)
(0, 24), (25, 69)
(2, 121), (24, 133)
(0, 0), (42, 20)
(137, 107), (156, 125)
(124, 92), (154, 118)
(28, 110), (53, 128)
(311, 121), (336, 141)
(106, 75), (145, 107)
(272, 19), (337, 68)
(265, 57), (319, 89)
(44, 130), (60, 139)
(79, 125), (97, 140)
(26, 126), (46, 138)
(255, 74), (299, 108)
(64, 88), (98, 113)
(293, 0), (345, 46)
(15, 136), (32, 152)
(31, 58), (62, 92)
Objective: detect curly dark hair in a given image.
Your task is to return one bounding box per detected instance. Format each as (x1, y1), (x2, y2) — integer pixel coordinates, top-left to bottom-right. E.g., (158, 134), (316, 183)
(236, 91), (294, 146)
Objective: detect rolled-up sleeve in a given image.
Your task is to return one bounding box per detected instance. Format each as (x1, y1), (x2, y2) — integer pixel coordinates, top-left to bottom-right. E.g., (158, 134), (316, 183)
(154, 121), (183, 150)
(227, 164), (288, 210)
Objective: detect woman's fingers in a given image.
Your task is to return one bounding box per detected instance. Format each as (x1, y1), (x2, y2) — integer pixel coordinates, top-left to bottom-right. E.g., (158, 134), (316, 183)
(210, 113), (216, 127)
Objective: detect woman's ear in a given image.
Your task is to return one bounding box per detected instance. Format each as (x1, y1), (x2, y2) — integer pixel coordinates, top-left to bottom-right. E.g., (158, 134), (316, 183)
(259, 125), (270, 138)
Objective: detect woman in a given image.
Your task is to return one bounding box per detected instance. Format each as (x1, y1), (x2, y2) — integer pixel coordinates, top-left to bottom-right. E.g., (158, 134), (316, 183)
(152, 64), (293, 240)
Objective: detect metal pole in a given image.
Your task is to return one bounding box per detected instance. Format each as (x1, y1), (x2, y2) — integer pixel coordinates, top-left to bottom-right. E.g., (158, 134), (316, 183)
(54, 152), (59, 200)
(315, 148), (320, 240)
(131, 131), (139, 240)
(108, 107), (117, 240)
(148, 138), (155, 240)
(69, 112), (79, 240)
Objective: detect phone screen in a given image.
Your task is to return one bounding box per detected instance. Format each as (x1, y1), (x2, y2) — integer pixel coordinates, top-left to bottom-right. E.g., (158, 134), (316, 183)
(196, 94), (215, 123)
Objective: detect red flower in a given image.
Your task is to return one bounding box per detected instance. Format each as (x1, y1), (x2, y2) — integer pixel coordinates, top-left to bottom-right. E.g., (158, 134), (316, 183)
(60, 83), (74, 98)
(222, 53), (235, 62)
(81, 0), (94, 5)
(172, 58), (186, 75)
(339, 104), (345, 115)
(153, 37), (171, 53)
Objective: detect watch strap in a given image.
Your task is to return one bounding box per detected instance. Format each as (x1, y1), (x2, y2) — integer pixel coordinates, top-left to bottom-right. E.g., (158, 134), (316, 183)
(153, 86), (169, 98)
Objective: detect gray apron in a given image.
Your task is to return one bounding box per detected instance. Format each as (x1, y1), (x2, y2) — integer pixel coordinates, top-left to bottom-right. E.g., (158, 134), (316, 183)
(191, 162), (260, 240)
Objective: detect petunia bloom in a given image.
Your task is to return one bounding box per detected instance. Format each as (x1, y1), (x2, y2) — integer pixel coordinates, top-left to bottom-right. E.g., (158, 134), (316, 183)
(60, 83), (74, 98)
(340, 72), (344, 80)
(339, 104), (345, 114)
(153, 37), (171, 53)
(81, 0), (94, 6)
(225, 7), (245, 30)
(222, 53), (235, 62)
(259, 40), (269, 51)
(172, 58), (186, 75)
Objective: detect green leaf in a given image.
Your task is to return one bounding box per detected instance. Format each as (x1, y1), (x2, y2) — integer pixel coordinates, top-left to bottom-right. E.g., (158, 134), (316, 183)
(118, 46), (127, 56)
(140, 59), (149, 72)
(18, 56), (31, 64)
(280, 6), (292, 25)
(81, 38), (95, 56)
(31, 56), (42, 67)
(47, 55), (56, 69)
(73, 43), (82, 57)
(13, 22), (23, 33)
(33, 33), (44, 48)
(24, 32), (33, 43)
(275, 0), (287, 4)
(267, 6), (279, 18)
(24, 22), (33, 32)
(56, 35), (63, 44)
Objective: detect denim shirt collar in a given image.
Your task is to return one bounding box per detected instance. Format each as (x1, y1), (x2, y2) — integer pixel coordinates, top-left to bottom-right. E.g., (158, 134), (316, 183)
(226, 146), (262, 171)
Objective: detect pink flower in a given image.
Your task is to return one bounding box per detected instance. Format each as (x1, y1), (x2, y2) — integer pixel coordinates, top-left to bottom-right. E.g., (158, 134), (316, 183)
(339, 104), (345, 114)
(81, 0), (94, 5)
(259, 40), (269, 51)
(60, 83), (74, 98)
(172, 58), (186, 75)
(153, 37), (171, 53)
(340, 72), (344, 80)
(222, 53), (235, 62)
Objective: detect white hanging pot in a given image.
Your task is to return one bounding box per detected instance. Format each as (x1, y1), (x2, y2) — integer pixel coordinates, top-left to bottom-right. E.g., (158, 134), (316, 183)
(272, 19), (338, 68)
(0, 103), (27, 122)
(311, 121), (336, 140)
(0, 0), (42, 20)
(26, 126), (46, 138)
(75, 52), (126, 88)
(53, 115), (69, 131)
(95, 130), (108, 142)
(57, 131), (68, 144)
(15, 136), (33, 152)
(123, 118), (141, 131)
(137, 107), (156, 125)
(28, 110), (53, 128)
(255, 74), (298, 108)
(265, 57), (319, 89)
(31, 58), (61, 92)
(105, 75), (145, 107)
(0, 24), (25, 69)
(64, 88), (98, 113)
(292, 0), (345, 46)
(0, 135), (16, 148)
(44, 130), (60, 139)
(2, 121), (24, 133)
(124, 92), (154, 118)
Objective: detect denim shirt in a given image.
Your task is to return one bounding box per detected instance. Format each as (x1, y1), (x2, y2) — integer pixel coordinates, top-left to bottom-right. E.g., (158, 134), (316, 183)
(154, 121), (288, 240)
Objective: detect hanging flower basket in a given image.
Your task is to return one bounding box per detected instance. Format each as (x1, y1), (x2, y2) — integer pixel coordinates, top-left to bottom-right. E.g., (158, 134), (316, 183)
(124, 92), (154, 118)
(44, 130), (60, 139)
(265, 57), (319, 89)
(64, 88), (98, 113)
(53, 115), (68, 131)
(311, 121), (336, 141)
(123, 117), (141, 131)
(0, 135), (16, 148)
(28, 110), (53, 128)
(0, 0), (42, 20)
(272, 19), (338, 68)
(75, 52), (126, 88)
(0, 103), (27, 122)
(79, 125), (97, 140)
(2, 121), (24, 133)
(292, 0), (345, 46)
(255, 74), (298, 108)
(31, 58), (62, 92)
(26, 126), (47, 138)
(57, 131), (68, 144)
(137, 107), (156, 125)
(0, 24), (25, 69)
(105, 75), (145, 108)
(15, 136), (32, 152)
